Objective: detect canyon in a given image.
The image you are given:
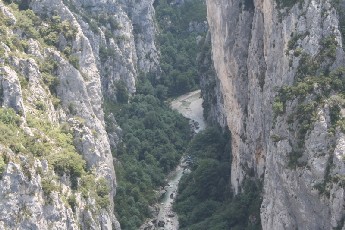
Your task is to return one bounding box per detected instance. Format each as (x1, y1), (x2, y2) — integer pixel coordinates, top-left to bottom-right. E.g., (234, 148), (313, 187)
(0, 0), (344, 229)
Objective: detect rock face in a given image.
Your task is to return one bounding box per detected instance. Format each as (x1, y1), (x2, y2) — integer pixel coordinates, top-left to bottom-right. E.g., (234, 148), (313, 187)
(206, 0), (345, 228)
(0, 0), (158, 228)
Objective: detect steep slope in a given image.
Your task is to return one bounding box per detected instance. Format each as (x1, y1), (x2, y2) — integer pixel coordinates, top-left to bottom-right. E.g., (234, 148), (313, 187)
(0, 0), (158, 229)
(206, 0), (345, 228)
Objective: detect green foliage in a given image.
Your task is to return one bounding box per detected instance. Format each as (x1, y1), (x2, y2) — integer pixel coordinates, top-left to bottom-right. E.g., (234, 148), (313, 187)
(3, 34), (27, 52)
(14, 9), (40, 39)
(35, 101), (46, 111)
(274, 34), (345, 167)
(0, 154), (6, 178)
(108, 78), (191, 229)
(0, 4), (108, 209)
(174, 127), (262, 230)
(68, 103), (77, 115)
(287, 33), (304, 50)
(96, 178), (110, 209)
(115, 80), (129, 104)
(0, 108), (21, 126)
(67, 194), (77, 212)
(42, 72), (59, 95)
(40, 15), (78, 49)
(271, 134), (283, 143)
(99, 45), (116, 62)
(0, 108), (107, 207)
(272, 100), (284, 116)
(153, 0), (207, 96)
(49, 151), (85, 180)
(0, 108), (89, 190)
(68, 55), (80, 70)
(39, 57), (58, 74)
(338, 118), (345, 133)
(41, 178), (58, 196)
(319, 35), (338, 60)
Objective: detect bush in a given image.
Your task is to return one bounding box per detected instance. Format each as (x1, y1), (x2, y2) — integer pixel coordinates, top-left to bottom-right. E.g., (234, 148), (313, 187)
(68, 194), (77, 212)
(68, 55), (79, 70)
(42, 73), (59, 96)
(49, 151), (85, 178)
(0, 108), (21, 126)
(35, 101), (46, 111)
(41, 179), (58, 196)
(115, 80), (129, 104)
(0, 154), (6, 178)
(273, 37), (345, 167)
(273, 100), (284, 115)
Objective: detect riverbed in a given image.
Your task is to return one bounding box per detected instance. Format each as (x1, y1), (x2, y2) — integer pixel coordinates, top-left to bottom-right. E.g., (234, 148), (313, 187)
(171, 89), (206, 133)
(140, 90), (205, 230)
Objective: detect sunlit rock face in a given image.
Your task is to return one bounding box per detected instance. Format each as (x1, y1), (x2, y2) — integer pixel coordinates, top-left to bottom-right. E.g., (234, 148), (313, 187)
(0, 0), (159, 228)
(206, 0), (345, 228)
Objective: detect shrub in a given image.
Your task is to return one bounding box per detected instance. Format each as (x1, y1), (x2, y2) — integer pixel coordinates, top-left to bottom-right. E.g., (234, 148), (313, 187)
(68, 194), (77, 212)
(0, 108), (21, 126)
(41, 178), (58, 196)
(115, 80), (129, 104)
(68, 55), (79, 70)
(49, 151), (85, 178)
(273, 100), (284, 115)
(35, 101), (46, 111)
(0, 154), (6, 178)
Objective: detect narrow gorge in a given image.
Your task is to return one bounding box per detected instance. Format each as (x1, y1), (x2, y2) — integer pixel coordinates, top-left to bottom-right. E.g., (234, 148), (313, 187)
(0, 0), (344, 229)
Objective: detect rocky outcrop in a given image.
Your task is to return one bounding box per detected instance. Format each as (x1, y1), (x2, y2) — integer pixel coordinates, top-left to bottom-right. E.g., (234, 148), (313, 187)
(31, 0), (159, 97)
(119, 0), (159, 73)
(206, 0), (345, 228)
(0, 66), (25, 114)
(0, 0), (158, 228)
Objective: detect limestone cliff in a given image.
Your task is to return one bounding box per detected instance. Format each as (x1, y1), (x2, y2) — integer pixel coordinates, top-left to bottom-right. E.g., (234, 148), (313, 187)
(206, 0), (345, 228)
(0, 0), (158, 228)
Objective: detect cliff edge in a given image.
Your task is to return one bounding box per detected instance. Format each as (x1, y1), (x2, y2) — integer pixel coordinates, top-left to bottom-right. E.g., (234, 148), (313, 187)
(206, 0), (345, 228)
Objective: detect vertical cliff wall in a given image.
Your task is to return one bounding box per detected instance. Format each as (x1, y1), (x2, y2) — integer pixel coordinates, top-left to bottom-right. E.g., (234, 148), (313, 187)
(206, 0), (345, 228)
(0, 0), (158, 228)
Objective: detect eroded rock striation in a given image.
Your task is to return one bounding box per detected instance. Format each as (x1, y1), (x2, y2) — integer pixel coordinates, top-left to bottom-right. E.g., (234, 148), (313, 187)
(206, 0), (345, 228)
(0, 0), (158, 228)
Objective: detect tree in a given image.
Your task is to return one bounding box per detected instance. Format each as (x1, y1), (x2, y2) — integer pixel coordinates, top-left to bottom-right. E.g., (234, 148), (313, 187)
(116, 80), (129, 104)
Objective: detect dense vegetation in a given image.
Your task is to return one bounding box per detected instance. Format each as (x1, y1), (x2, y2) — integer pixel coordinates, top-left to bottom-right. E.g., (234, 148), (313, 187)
(107, 78), (191, 229)
(151, 0), (207, 96)
(174, 127), (262, 230)
(108, 1), (208, 228)
(0, 2), (78, 68)
(0, 108), (109, 209)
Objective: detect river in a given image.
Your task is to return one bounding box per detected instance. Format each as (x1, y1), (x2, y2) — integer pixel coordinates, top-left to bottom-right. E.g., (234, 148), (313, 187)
(140, 90), (205, 230)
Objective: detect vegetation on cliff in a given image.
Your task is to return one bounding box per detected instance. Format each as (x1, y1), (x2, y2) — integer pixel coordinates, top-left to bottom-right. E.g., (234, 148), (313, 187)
(0, 0), (112, 219)
(174, 127), (262, 230)
(274, 34), (345, 169)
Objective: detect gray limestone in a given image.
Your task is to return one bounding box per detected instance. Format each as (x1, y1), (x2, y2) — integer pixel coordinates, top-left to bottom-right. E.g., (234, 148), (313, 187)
(206, 0), (345, 228)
